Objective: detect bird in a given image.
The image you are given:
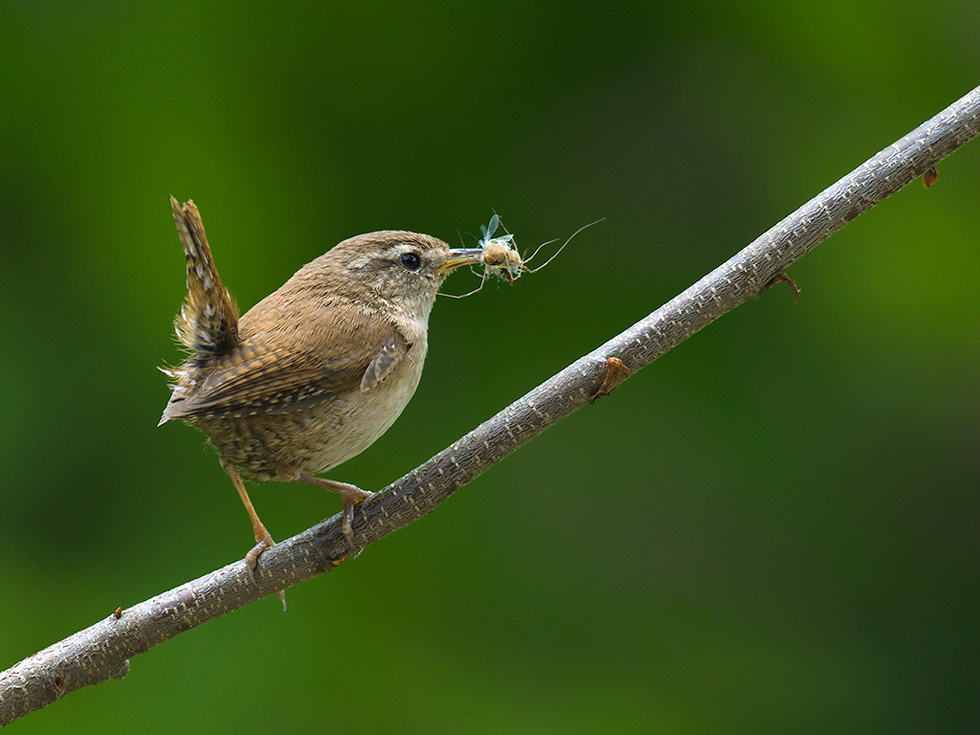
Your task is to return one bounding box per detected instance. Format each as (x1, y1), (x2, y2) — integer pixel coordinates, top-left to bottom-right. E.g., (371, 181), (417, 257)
(160, 197), (483, 577)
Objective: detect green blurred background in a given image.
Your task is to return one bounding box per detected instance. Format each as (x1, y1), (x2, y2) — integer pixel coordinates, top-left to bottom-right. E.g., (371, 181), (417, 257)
(2, 2), (978, 732)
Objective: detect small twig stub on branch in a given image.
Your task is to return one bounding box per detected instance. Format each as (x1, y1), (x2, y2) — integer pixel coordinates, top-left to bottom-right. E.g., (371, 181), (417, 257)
(590, 357), (632, 403)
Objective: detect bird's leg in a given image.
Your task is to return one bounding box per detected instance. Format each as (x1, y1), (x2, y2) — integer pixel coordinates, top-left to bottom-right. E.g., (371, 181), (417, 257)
(297, 474), (373, 551)
(220, 461), (276, 568)
(221, 461), (286, 610)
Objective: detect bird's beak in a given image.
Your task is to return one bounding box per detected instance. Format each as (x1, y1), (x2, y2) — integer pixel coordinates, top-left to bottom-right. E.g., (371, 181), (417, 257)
(438, 248), (483, 275)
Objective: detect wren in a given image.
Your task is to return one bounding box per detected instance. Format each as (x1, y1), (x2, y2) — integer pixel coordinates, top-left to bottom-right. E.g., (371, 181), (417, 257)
(160, 198), (482, 573)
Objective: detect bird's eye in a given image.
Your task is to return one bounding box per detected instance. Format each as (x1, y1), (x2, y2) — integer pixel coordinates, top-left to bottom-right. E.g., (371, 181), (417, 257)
(399, 252), (422, 271)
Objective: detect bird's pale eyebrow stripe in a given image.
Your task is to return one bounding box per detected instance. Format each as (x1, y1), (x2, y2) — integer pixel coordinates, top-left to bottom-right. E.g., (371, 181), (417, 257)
(347, 255), (372, 269)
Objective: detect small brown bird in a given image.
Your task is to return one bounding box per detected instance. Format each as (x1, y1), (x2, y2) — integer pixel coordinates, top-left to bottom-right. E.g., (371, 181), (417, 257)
(160, 198), (482, 572)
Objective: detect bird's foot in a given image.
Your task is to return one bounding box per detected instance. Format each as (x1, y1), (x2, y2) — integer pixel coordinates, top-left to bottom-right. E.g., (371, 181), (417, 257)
(245, 530), (276, 576)
(341, 487), (374, 554)
(297, 473), (373, 555)
(244, 530), (287, 611)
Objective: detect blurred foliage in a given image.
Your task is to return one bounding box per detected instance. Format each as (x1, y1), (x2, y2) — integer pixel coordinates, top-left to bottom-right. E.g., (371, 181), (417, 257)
(2, 1), (979, 733)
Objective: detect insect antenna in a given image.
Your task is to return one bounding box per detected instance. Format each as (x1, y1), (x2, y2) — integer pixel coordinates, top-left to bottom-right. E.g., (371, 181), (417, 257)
(525, 218), (606, 274)
(522, 238), (559, 266)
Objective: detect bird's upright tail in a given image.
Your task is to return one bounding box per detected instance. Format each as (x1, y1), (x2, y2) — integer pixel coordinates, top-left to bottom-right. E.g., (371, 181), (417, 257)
(167, 196), (240, 371)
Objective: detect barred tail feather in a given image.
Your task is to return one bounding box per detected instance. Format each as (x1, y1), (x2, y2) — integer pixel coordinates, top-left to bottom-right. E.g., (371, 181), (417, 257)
(170, 197), (239, 365)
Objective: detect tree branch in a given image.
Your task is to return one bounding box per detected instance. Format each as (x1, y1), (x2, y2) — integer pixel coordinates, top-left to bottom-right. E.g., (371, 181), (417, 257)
(3, 84), (979, 726)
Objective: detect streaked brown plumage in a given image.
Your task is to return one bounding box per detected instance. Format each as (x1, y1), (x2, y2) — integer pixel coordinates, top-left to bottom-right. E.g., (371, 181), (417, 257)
(161, 198), (482, 582)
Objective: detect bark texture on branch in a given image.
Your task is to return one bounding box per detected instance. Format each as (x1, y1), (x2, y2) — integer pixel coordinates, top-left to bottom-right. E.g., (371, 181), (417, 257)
(2, 84), (979, 727)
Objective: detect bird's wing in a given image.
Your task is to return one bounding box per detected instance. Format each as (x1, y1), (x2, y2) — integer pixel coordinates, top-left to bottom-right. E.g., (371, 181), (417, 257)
(360, 334), (412, 391)
(162, 322), (413, 420)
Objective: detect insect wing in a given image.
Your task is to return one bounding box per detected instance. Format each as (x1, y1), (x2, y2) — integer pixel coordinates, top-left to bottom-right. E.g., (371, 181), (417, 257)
(481, 213), (500, 242)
